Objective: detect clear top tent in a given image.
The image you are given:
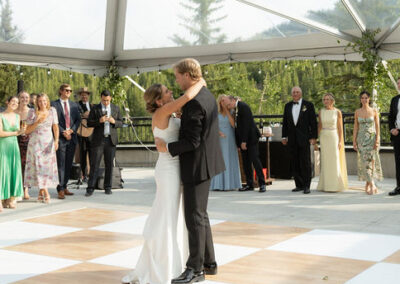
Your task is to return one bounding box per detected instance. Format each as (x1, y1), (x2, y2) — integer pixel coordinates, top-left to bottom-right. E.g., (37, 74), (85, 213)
(1, 0), (400, 76)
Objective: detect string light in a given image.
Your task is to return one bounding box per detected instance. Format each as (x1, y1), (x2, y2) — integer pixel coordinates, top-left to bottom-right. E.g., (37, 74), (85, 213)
(204, 70), (208, 75)
(344, 54), (347, 65)
(258, 69), (262, 74)
(136, 68), (140, 77)
(69, 68), (73, 78)
(47, 69), (51, 75)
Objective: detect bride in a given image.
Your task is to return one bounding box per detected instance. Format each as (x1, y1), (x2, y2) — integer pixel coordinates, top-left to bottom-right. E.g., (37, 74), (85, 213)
(122, 79), (206, 284)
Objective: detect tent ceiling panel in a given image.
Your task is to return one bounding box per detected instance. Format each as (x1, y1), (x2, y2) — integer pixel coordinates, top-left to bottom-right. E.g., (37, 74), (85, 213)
(8, 0), (107, 50)
(348, 0), (400, 30)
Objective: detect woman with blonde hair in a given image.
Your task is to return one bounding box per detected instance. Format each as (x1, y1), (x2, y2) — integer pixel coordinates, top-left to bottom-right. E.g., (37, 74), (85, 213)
(15, 91), (31, 200)
(353, 91), (383, 194)
(210, 94), (241, 191)
(317, 93), (348, 192)
(24, 93), (59, 203)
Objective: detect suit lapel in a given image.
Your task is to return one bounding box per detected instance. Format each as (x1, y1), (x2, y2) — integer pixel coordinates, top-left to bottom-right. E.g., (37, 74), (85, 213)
(288, 103), (295, 126)
(57, 100), (66, 127)
(297, 100), (305, 125)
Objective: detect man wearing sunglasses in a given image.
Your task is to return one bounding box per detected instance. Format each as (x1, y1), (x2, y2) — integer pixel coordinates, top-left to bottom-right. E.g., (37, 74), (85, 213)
(51, 84), (81, 199)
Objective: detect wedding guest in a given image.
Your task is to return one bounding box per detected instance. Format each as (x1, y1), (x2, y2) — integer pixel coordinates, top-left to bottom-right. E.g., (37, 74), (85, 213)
(317, 93), (348, 192)
(0, 96), (25, 210)
(223, 95), (266, 192)
(210, 95), (241, 191)
(51, 84), (81, 199)
(85, 90), (123, 196)
(25, 93), (59, 203)
(353, 91), (383, 194)
(282, 86), (318, 194)
(15, 91), (31, 200)
(77, 87), (94, 181)
(28, 93), (37, 109)
(388, 78), (400, 196)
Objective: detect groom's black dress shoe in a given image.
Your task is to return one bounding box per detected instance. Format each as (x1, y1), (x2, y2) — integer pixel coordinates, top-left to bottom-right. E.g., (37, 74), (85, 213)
(171, 268), (205, 284)
(389, 187), (400, 196)
(259, 185), (266, 193)
(239, 185), (254, 192)
(292, 187), (303, 192)
(204, 262), (218, 275)
(303, 188), (311, 194)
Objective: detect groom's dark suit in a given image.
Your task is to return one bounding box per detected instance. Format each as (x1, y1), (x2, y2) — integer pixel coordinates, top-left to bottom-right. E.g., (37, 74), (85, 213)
(282, 99), (317, 190)
(169, 86), (225, 272)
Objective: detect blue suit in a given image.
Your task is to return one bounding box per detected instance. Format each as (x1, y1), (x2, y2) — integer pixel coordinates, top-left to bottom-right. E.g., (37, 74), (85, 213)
(51, 99), (81, 191)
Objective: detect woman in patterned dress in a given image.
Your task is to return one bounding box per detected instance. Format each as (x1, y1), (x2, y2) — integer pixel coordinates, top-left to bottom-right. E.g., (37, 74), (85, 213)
(353, 91), (383, 194)
(24, 93), (59, 203)
(15, 91), (31, 200)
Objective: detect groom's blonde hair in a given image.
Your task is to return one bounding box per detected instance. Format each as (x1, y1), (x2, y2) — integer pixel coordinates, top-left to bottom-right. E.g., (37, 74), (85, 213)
(173, 58), (202, 80)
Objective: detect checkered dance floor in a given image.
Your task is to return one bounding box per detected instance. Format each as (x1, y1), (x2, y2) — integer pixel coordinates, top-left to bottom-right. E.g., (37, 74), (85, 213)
(1, 207), (400, 283)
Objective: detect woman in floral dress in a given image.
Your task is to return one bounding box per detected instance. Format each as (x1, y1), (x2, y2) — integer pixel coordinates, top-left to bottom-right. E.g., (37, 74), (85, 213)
(353, 91), (383, 194)
(25, 93), (59, 203)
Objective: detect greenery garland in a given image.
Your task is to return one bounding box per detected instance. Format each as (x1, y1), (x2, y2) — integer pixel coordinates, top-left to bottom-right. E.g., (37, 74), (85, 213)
(347, 29), (386, 98)
(100, 63), (127, 108)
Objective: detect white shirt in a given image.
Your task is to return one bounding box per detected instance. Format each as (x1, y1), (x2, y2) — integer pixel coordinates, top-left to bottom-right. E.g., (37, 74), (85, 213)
(396, 99), (400, 129)
(292, 98), (302, 126)
(101, 103), (111, 136)
(85, 102), (90, 112)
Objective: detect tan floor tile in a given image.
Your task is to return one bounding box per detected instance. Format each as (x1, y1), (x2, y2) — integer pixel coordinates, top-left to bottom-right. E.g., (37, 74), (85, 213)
(212, 221), (310, 248)
(15, 262), (130, 284)
(5, 229), (143, 261)
(24, 208), (143, 228)
(207, 250), (374, 284)
(383, 249), (400, 264)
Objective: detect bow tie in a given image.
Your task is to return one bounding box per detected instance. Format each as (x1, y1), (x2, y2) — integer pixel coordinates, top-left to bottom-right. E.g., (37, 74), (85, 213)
(293, 102), (299, 105)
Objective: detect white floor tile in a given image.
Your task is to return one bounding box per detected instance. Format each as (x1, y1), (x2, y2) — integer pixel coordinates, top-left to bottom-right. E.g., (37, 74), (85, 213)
(204, 281), (231, 284)
(210, 219), (226, 226)
(0, 221), (80, 248)
(0, 249), (80, 283)
(91, 215), (148, 235)
(89, 246), (142, 269)
(268, 229), (400, 262)
(346, 263), (400, 284)
(214, 243), (260, 266)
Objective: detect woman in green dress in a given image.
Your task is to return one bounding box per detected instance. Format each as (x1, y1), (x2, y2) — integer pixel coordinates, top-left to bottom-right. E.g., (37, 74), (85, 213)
(0, 96), (25, 210)
(353, 91), (383, 195)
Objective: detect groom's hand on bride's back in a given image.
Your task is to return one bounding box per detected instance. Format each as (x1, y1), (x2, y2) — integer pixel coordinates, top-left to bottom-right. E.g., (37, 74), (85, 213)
(155, 137), (168, 152)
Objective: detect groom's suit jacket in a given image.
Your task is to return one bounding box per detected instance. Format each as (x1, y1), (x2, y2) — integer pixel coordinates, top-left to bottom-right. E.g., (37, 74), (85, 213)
(168, 86), (225, 184)
(282, 99), (317, 148)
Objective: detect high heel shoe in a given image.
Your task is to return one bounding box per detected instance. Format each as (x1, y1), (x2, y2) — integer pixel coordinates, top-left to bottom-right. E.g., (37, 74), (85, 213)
(44, 196), (51, 204)
(37, 195), (44, 203)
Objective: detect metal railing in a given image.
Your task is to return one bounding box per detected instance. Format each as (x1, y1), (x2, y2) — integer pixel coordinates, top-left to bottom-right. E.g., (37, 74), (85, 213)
(119, 113), (391, 146)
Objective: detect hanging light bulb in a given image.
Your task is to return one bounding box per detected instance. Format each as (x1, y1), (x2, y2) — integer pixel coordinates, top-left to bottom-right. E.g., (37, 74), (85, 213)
(158, 65), (161, 75)
(69, 72), (73, 78)
(204, 70), (208, 75)
(258, 69), (262, 74)
(69, 68), (73, 78)
(136, 69), (140, 77)
(47, 69), (51, 75)
(313, 60), (318, 67)
(344, 54), (347, 65)
(284, 62), (288, 69)
(20, 71), (24, 76)
(229, 63), (233, 70)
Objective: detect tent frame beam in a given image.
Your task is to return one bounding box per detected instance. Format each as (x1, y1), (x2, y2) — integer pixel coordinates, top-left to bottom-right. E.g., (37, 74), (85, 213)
(376, 17), (400, 48)
(341, 0), (366, 32)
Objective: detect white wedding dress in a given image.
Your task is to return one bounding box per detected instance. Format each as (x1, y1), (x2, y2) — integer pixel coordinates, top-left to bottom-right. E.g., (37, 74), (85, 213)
(122, 117), (189, 284)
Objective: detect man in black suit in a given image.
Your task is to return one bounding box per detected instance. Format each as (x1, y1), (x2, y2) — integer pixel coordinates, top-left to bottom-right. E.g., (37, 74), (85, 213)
(155, 58), (225, 284)
(223, 96), (266, 192)
(77, 87), (94, 182)
(85, 90), (123, 196)
(282, 86), (318, 194)
(52, 84), (81, 199)
(389, 78), (400, 196)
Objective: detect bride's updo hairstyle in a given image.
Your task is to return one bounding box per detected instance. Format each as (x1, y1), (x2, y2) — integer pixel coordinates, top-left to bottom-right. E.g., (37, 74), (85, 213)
(144, 84), (163, 113)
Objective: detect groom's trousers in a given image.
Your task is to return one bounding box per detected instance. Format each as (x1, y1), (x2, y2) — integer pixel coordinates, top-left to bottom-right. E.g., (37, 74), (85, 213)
(183, 179), (216, 272)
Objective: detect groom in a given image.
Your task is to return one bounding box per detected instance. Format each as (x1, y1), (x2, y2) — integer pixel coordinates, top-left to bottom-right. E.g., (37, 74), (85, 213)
(155, 58), (225, 283)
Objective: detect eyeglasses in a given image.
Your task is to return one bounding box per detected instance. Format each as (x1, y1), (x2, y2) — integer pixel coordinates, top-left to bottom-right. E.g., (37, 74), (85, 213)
(64, 89), (72, 92)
